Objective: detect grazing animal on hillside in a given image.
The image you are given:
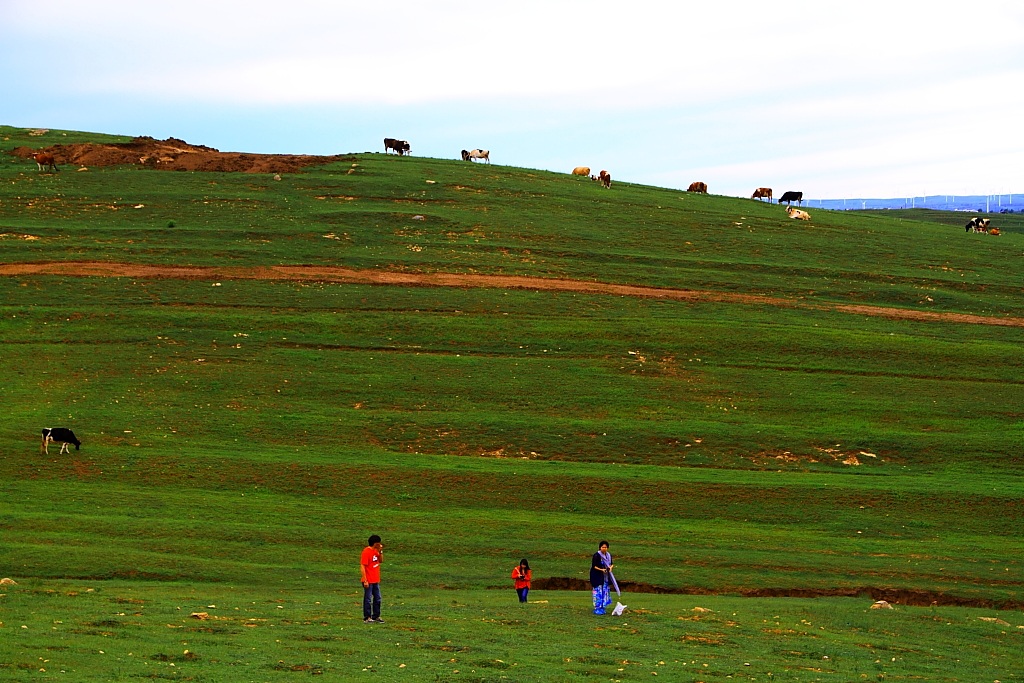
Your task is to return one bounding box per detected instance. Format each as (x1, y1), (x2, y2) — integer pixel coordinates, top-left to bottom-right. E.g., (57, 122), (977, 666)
(384, 138), (411, 155)
(461, 149), (472, 161)
(786, 205), (811, 221)
(41, 427), (80, 455)
(467, 149), (490, 163)
(779, 190), (803, 205)
(572, 166), (590, 176)
(965, 217), (991, 233)
(598, 169), (612, 189)
(751, 187), (772, 202)
(33, 152), (58, 172)
(687, 181), (708, 193)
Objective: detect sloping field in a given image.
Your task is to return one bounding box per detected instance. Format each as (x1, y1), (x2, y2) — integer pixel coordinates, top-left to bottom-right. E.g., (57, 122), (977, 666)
(1, 125), (1022, 680)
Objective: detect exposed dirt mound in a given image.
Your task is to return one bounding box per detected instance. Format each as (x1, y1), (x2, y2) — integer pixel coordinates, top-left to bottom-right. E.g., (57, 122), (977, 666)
(9, 136), (351, 173)
(530, 577), (1024, 610)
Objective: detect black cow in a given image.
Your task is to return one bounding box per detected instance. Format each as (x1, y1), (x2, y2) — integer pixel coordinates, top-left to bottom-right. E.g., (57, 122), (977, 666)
(41, 427), (81, 455)
(461, 149), (471, 161)
(384, 138), (411, 155)
(779, 191), (803, 205)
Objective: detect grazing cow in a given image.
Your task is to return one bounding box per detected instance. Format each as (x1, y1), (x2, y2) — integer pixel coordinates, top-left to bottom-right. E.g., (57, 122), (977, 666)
(751, 187), (772, 202)
(965, 217), (991, 233)
(786, 205), (811, 221)
(598, 169), (612, 189)
(41, 427), (80, 455)
(461, 149), (472, 161)
(33, 152), (58, 172)
(384, 138), (411, 155)
(467, 149), (490, 163)
(572, 166), (590, 176)
(779, 190), (803, 205)
(687, 181), (708, 193)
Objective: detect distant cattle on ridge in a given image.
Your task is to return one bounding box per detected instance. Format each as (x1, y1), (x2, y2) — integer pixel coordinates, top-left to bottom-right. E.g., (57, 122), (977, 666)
(687, 181), (708, 193)
(384, 138), (411, 155)
(779, 191), (803, 205)
(751, 187), (772, 202)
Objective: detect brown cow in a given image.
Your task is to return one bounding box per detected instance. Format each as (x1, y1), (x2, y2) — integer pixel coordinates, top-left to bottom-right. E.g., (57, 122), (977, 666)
(751, 187), (772, 202)
(687, 181), (707, 193)
(33, 152), (58, 172)
(572, 166), (590, 176)
(598, 170), (611, 189)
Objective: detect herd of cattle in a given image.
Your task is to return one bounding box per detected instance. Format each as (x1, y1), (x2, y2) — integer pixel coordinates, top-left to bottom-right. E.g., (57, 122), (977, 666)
(29, 141), (997, 232)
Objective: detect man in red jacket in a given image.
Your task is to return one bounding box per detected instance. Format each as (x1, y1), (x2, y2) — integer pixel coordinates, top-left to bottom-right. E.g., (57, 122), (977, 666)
(361, 535), (384, 623)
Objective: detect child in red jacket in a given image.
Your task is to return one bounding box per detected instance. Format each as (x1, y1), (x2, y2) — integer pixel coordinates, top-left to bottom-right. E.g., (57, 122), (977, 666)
(512, 559), (532, 603)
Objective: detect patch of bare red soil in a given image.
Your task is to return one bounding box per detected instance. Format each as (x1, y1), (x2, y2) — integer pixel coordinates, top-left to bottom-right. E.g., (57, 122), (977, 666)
(2, 261), (1023, 328)
(9, 136), (349, 173)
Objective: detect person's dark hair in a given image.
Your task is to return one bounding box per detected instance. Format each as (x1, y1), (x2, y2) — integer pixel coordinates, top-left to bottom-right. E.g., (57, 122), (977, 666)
(519, 558), (530, 570)
(368, 534), (382, 546)
(598, 540), (609, 549)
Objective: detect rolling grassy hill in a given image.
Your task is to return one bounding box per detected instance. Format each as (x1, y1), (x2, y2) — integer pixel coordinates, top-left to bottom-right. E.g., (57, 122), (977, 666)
(1, 125), (1021, 681)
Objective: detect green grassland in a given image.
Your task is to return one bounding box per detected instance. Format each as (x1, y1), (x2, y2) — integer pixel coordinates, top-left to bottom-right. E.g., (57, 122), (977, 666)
(0, 125), (1021, 681)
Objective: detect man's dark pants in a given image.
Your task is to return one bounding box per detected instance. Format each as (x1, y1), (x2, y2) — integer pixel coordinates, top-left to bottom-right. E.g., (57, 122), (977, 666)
(363, 583), (381, 620)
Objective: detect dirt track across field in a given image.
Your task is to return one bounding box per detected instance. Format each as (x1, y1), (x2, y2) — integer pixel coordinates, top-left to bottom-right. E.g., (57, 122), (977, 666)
(3, 261), (1023, 328)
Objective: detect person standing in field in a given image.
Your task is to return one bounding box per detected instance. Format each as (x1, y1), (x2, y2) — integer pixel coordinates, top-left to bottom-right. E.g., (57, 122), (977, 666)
(590, 541), (614, 615)
(597, 540), (620, 606)
(512, 559), (532, 603)
(361, 534), (384, 623)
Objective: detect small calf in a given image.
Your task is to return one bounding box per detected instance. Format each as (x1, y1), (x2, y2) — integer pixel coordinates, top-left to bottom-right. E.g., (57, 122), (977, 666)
(41, 427), (81, 455)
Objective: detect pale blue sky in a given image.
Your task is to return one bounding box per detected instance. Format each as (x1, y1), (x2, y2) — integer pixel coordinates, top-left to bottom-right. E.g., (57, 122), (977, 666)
(3, 0), (1022, 199)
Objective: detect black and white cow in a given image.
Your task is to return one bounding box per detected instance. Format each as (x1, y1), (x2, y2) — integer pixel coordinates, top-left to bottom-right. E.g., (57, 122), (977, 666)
(41, 427), (81, 455)
(779, 191), (803, 205)
(965, 217), (991, 233)
(467, 149), (490, 163)
(384, 138), (411, 155)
